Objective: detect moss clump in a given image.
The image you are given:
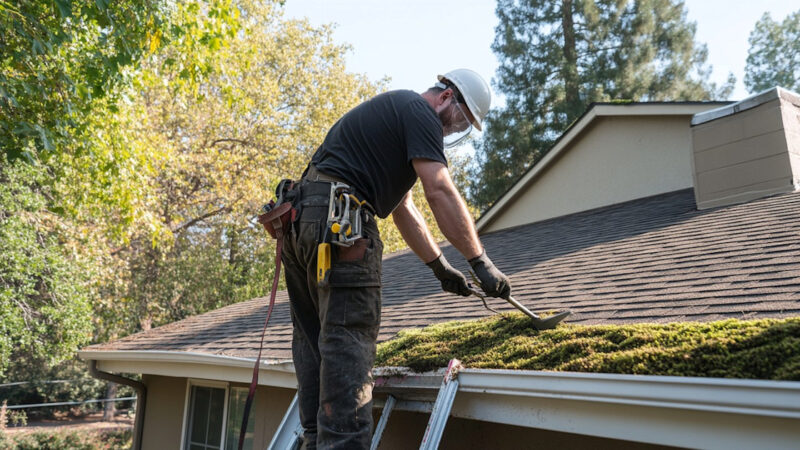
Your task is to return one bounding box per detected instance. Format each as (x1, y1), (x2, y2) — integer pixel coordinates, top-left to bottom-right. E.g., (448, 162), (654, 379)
(375, 315), (800, 380)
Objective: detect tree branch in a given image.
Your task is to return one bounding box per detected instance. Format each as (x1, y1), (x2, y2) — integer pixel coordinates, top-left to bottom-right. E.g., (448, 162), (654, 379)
(210, 138), (254, 147)
(171, 197), (242, 234)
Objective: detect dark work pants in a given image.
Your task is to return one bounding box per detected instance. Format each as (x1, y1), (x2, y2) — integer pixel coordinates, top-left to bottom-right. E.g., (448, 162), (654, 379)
(281, 193), (383, 450)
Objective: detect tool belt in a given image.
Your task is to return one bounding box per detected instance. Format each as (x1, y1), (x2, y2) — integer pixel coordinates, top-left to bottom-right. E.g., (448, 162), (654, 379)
(257, 166), (375, 282)
(296, 169), (374, 282)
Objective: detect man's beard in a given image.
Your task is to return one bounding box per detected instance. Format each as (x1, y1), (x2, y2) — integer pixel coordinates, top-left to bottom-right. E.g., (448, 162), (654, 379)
(438, 104), (459, 136)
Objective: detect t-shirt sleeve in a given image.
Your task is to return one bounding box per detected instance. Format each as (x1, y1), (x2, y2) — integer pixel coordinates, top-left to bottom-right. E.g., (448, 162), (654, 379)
(402, 99), (447, 166)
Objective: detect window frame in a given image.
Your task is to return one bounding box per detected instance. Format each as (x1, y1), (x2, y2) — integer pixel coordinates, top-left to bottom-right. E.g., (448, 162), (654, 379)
(180, 379), (230, 450)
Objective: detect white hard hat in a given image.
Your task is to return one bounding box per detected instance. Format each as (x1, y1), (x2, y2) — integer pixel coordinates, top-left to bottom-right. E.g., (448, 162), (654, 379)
(437, 69), (491, 131)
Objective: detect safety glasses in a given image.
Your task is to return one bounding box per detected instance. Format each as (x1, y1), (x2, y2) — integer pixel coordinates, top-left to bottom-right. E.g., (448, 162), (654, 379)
(442, 97), (473, 149)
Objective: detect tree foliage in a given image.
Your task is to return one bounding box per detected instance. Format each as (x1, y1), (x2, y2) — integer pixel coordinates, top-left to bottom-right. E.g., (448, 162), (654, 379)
(470, 0), (733, 211)
(99, 1), (384, 334)
(0, 157), (93, 377)
(745, 9), (800, 94)
(0, 0), (477, 383)
(0, 0), (178, 379)
(0, 0), (169, 162)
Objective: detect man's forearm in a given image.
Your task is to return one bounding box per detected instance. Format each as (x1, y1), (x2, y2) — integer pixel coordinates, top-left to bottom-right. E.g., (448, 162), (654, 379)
(391, 193), (440, 263)
(424, 182), (482, 260)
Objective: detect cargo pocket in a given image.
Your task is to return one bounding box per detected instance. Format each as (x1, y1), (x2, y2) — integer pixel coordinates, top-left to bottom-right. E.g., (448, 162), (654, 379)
(325, 237), (382, 329)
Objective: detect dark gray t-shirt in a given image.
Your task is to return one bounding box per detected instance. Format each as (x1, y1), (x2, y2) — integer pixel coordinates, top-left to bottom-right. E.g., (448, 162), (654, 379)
(310, 90), (446, 218)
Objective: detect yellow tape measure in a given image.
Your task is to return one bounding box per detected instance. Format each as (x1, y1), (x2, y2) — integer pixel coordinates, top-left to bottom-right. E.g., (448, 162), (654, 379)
(317, 243), (331, 283)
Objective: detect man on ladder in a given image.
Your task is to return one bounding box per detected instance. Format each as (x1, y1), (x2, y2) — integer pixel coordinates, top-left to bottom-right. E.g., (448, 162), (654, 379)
(282, 69), (511, 449)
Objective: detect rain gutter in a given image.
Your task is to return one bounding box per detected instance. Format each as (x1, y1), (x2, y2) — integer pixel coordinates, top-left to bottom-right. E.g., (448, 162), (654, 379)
(373, 367), (800, 449)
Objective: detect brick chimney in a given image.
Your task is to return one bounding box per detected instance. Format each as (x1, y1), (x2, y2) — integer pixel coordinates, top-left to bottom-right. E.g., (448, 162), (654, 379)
(690, 87), (800, 209)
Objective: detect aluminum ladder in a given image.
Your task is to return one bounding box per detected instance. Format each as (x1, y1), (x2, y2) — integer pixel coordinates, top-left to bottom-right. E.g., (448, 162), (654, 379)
(269, 359), (462, 450)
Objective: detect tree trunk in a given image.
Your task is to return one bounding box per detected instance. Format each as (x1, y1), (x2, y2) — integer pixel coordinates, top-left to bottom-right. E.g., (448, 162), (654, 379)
(103, 382), (117, 421)
(561, 0), (580, 117)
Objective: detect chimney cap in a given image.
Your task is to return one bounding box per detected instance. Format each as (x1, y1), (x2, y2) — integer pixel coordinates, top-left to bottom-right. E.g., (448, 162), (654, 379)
(691, 87), (800, 126)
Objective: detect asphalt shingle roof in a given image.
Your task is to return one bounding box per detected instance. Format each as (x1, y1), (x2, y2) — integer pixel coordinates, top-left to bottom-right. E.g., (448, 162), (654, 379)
(85, 189), (800, 361)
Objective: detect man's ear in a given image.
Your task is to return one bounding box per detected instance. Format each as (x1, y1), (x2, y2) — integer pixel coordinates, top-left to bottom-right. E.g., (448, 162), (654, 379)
(442, 88), (454, 101)
(434, 89), (454, 113)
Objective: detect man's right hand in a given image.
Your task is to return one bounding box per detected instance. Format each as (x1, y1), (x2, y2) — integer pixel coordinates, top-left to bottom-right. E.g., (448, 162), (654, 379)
(469, 250), (511, 299)
(426, 254), (471, 296)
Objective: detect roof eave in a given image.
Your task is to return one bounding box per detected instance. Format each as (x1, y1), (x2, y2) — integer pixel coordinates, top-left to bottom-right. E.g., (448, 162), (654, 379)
(78, 350), (296, 388)
(81, 350), (800, 448)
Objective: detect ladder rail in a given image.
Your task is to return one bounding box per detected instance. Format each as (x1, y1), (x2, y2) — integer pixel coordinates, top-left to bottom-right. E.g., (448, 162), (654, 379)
(268, 394), (304, 450)
(370, 395), (397, 450)
(419, 359), (462, 450)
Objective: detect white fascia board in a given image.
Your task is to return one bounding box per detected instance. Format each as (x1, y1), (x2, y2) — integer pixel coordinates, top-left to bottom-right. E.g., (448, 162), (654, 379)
(78, 350), (296, 389)
(374, 367), (800, 449)
(475, 103), (724, 233)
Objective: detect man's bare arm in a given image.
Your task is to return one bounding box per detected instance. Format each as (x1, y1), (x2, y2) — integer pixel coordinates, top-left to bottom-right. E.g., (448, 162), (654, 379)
(411, 158), (482, 260)
(392, 185), (473, 296)
(391, 191), (440, 263)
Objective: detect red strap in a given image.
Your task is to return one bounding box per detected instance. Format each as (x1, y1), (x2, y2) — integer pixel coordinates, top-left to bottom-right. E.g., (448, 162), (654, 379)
(238, 227), (284, 450)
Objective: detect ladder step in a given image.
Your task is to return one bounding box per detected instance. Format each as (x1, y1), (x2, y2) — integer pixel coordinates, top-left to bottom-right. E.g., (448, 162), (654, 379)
(419, 359), (462, 450)
(370, 395), (396, 450)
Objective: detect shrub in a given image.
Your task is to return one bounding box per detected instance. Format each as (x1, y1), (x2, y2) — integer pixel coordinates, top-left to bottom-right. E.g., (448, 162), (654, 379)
(0, 429), (131, 450)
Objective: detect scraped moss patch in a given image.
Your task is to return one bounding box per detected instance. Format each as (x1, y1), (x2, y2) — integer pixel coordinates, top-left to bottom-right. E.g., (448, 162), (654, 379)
(375, 315), (800, 380)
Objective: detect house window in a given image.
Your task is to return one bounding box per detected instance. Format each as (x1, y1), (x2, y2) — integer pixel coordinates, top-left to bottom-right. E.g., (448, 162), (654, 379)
(225, 387), (255, 450)
(186, 385), (226, 450)
(184, 382), (256, 450)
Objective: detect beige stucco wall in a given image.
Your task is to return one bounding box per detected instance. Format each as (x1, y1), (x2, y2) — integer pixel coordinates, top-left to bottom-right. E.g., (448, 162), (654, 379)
(483, 115), (695, 233)
(141, 374), (186, 450)
(249, 383), (295, 448)
(140, 375), (295, 450)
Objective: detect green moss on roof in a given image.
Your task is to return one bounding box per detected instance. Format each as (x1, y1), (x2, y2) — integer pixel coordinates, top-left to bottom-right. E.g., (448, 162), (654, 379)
(375, 314), (800, 380)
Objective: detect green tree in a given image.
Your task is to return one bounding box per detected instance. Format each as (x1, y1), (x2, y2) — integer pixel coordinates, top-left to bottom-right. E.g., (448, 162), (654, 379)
(470, 0), (733, 211)
(0, 0), (247, 374)
(0, 0), (169, 162)
(100, 0), (384, 334)
(745, 9), (800, 93)
(0, 157), (93, 377)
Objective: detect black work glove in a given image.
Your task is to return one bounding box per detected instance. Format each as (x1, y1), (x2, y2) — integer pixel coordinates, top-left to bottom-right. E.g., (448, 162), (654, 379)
(469, 249), (511, 299)
(426, 254), (471, 297)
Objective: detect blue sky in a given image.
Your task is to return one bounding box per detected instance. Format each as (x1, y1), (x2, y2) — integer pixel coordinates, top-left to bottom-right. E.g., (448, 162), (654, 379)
(282, 0), (798, 104)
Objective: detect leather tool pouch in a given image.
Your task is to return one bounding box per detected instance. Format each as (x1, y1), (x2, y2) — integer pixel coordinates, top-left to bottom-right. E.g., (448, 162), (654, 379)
(336, 237), (369, 262)
(258, 201), (296, 239)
